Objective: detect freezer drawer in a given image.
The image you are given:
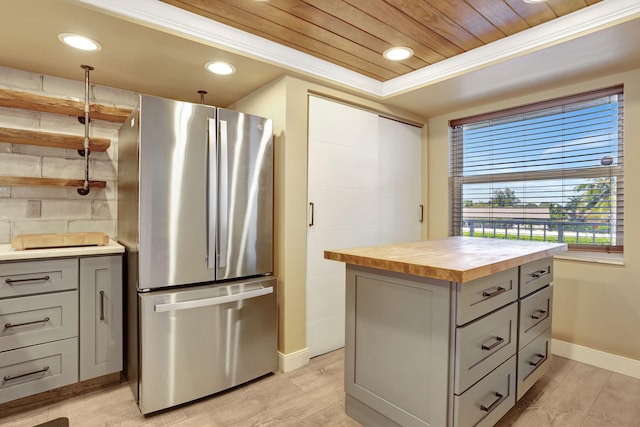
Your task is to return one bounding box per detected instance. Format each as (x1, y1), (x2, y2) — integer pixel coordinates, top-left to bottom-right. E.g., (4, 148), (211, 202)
(138, 277), (277, 414)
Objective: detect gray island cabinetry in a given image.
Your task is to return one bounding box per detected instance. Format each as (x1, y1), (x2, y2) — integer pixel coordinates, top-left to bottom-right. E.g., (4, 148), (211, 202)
(325, 237), (567, 427)
(0, 242), (123, 406)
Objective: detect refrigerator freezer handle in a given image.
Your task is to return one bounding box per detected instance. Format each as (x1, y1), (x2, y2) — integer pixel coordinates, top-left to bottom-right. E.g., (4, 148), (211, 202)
(207, 118), (218, 270)
(154, 286), (273, 312)
(218, 119), (229, 269)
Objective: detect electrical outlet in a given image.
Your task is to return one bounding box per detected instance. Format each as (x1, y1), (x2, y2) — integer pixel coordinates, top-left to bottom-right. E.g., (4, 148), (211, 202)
(27, 200), (41, 218)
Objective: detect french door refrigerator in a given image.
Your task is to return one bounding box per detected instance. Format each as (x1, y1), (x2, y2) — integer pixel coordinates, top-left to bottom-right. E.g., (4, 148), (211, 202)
(118, 94), (276, 414)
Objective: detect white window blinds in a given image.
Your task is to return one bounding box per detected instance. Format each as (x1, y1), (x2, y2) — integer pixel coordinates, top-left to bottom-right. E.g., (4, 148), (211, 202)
(449, 86), (624, 252)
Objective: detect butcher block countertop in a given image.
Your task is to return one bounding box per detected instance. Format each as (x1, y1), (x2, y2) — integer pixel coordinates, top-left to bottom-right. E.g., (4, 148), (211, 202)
(324, 236), (567, 283)
(0, 239), (124, 261)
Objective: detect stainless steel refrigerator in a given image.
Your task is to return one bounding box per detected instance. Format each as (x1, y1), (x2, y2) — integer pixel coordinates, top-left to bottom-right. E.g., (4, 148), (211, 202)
(117, 94), (276, 415)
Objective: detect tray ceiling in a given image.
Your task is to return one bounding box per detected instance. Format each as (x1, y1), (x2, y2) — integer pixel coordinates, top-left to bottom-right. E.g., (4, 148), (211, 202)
(160, 0), (601, 82)
(2, 0), (639, 118)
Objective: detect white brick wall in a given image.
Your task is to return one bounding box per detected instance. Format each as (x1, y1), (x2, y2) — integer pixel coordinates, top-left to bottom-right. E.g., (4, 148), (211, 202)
(0, 65), (137, 244)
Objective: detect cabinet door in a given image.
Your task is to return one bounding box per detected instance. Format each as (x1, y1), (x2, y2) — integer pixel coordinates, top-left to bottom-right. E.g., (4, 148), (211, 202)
(79, 256), (123, 380)
(345, 266), (450, 427)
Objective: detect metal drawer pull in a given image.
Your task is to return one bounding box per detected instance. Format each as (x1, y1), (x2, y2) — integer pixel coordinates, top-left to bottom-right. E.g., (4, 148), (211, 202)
(481, 336), (504, 351)
(530, 269), (548, 279)
(5, 317), (50, 329)
(99, 290), (105, 321)
(531, 309), (548, 320)
(482, 287), (506, 298)
(5, 275), (50, 285)
(528, 353), (546, 367)
(480, 392), (504, 412)
(3, 366), (50, 382)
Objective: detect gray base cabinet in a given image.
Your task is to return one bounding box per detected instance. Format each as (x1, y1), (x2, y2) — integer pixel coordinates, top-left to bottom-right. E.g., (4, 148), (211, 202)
(0, 254), (122, 404)
(344, 257), (555, 427)
(80, 256), (123, 381)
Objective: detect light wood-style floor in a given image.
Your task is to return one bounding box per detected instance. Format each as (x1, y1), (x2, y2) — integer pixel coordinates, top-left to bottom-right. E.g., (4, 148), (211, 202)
(2, 349), (639, 427)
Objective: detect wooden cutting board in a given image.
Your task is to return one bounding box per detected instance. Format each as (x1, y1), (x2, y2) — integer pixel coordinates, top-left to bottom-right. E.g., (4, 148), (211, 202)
(11, 232), (109, 250)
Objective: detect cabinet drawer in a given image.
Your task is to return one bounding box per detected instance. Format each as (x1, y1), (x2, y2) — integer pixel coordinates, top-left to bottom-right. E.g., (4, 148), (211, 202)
(456, 268), (518, 325)
(0, 259), (78, 299)
(0, 337), (78, 404)
(0, 291), (78, 352)
(453, 355), (516, 427)
(520, 257), (553, 297)
(517, 328), (551, 400)
(455, 302), (517, 394)
(519, 285), (553, 350)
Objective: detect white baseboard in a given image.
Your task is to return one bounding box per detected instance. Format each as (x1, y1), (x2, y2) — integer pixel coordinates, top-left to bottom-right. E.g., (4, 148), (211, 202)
(278, 347), (310, 373)
(552, 339), (640, 380)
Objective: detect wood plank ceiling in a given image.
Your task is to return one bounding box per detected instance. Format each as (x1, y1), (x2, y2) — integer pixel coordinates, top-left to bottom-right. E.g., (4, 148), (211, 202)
(161, 0), (601, 82)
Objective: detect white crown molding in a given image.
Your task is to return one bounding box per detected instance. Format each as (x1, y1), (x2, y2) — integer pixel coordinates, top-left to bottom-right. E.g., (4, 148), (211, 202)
(77, 0), (640, 99)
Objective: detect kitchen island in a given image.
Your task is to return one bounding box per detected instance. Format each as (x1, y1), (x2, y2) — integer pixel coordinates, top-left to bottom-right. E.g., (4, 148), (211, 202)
(325, 237), (567, 427)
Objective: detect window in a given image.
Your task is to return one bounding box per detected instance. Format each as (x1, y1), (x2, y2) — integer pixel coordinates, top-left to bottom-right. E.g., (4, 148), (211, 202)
(449, 86), (624, 252)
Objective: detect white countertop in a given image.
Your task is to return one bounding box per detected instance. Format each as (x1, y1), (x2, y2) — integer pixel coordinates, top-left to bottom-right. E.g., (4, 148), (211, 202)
(0, 239), (124, 261)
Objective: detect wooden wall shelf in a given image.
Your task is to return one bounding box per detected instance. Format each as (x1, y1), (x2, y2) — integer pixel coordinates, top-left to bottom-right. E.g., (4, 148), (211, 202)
(0, 127), (110, 152)
(0, 177), (107, 189)
(0, 89), (132, 123)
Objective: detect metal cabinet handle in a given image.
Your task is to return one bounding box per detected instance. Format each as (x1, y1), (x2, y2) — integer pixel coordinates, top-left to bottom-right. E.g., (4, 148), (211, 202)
(309, 202), (315, 227)
(99, 290), (105, 321)
(481, 336), (504, 351)
(528, 353), (546, 367)
(531, 309), (548, 320)
(419, 204), (424, 223)
(480, 392), (504, 412)
(530, 269), (548, 279)
(4, 317), (50, 329)
(482, 287), (506, 298)
(3, 366), (49, 382)
(5, 275), (50, 285)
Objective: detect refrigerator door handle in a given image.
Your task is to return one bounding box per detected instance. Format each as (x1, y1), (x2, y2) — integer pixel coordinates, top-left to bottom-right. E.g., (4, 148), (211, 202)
(207, 118), (218, 270)
(153, 286), (273, 312)
(218, 119), (229, 269)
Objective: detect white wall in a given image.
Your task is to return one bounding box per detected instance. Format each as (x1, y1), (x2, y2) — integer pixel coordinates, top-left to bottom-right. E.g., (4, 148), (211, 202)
(0, 66), (137, 243)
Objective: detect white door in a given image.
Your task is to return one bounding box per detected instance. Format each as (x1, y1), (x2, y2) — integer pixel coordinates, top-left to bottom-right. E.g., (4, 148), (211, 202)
(378, 116), (423, 243)
(306, 96), (422, 357)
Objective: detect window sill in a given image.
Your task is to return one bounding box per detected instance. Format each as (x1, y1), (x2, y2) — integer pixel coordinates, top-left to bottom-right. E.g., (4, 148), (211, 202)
(554, 251), (624, 266)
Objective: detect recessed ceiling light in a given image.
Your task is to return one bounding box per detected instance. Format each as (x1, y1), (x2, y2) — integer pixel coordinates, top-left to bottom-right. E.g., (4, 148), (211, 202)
(58, 33), (102, 51)
(205, 61), (236, 75)
(383, 47), (414, 61)
(522, 0), (548, 3)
